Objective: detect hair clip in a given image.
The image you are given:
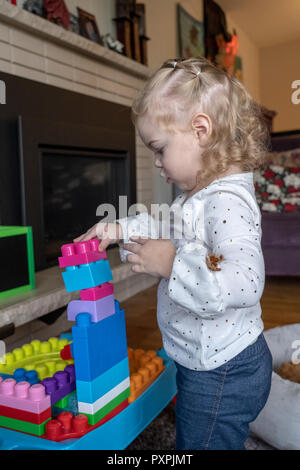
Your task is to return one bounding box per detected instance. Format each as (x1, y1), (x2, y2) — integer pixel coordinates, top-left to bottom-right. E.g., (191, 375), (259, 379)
(196, 70), (201, 76)
(173, 61), (177, 69)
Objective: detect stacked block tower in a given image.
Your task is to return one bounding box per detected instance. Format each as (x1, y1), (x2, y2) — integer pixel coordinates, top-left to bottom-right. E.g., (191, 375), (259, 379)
(59, 238), (130, 425)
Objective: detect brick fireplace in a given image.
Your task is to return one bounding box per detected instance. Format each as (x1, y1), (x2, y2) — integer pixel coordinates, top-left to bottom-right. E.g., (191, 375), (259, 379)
(0, 0), (158, 348)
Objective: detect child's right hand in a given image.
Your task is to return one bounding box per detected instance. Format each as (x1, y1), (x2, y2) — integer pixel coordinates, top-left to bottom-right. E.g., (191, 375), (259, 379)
(73, 222), (123, 252)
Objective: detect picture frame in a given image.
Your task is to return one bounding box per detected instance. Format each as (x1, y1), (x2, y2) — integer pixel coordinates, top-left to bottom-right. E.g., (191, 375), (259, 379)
(177, 4), (205, 58)
(77, 7), (103, 46)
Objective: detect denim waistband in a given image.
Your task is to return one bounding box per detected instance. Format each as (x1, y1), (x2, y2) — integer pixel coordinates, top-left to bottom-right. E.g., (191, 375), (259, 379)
(229, 333), (270, 365)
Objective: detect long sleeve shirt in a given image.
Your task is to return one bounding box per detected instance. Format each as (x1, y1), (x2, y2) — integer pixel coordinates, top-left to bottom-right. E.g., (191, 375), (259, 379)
(116, 172), (265, 371)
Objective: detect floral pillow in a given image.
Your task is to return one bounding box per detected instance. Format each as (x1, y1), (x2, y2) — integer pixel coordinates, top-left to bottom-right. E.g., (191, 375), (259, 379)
(254, 165), (300, 213)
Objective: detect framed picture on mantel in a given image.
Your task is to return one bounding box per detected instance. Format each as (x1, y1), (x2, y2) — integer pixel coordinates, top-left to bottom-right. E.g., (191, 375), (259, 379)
(77, 7), (103, 46)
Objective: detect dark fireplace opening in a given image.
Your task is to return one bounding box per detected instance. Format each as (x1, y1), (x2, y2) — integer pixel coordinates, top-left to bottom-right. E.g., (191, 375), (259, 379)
(0, 72), (136, 271)
(41, 147), (129, 267)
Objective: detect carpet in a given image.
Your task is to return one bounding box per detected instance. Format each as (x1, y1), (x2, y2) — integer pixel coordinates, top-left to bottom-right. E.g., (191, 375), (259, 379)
(126, 402), (276, 450)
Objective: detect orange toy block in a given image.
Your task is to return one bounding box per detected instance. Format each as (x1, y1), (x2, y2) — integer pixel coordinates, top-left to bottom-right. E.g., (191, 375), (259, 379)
(127, 348), (165, 403)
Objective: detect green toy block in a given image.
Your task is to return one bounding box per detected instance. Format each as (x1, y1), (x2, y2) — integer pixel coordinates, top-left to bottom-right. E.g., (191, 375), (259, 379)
(54, 391), (75, 409)
(0, 415), (50, 436)
(81, 387), (130, 425)
(0, 226), (35, 300)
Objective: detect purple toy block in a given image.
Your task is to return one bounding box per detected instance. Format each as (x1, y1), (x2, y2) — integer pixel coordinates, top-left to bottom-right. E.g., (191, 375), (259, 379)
(0, 377), (51, 414)
(80, 282), (114, 302)
(67, 294), (115, 323)
(59, 239), (107, 268)
(41, 365), (76, 406)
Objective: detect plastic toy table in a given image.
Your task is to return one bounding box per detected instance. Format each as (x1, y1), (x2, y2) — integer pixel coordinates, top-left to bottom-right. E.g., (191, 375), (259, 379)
(0, 349), (177, 450)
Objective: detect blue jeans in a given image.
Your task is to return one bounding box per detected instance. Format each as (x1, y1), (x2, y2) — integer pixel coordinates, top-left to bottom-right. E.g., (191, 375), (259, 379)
(174, 333), (273, 450)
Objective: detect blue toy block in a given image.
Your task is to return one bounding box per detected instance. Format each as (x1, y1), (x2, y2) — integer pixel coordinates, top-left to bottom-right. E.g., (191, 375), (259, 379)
(62, 260), (113, 293)
(76, 357), (130, 404)
(14, 369), (40, 386)
(71, 307), (128, 382)
(0, 370), (40, 386)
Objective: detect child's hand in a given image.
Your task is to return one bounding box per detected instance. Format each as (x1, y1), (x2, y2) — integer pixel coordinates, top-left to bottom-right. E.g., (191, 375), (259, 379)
(123, 237), (176, 279)
(74, 222), (123, 252)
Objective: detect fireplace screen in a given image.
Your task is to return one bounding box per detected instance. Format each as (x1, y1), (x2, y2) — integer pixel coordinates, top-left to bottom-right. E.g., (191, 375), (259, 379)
(42, 148), (128, 266)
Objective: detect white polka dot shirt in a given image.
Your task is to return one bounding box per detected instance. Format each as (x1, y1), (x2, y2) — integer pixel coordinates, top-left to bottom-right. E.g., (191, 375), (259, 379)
(116, 172), (265, 371)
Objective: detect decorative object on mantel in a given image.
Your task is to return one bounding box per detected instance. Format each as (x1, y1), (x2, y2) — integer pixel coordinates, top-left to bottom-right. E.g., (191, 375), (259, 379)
(77, 7), (103, 46)
(177, 4), (205, 58)
(43, 0), (70, 30)
(0, 226), (35, 300)
(131, 8), (141, 62)
(102, 33), (125, 55)
(114, 0), (150, 64)
(130, 2), (142, 63)
(22, 0), (44, 17)
(68, 13), (80, 35)
(116, 0), (136, 19)
(113, 0), (135, 59)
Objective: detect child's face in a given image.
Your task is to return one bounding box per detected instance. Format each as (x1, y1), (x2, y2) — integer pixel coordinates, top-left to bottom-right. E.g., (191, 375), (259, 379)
(137, 116), (203, 191)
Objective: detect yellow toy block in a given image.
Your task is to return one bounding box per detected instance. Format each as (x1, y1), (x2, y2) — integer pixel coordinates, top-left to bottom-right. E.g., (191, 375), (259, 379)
(127, 348), (165, 403)
(0, 337), (74, 380)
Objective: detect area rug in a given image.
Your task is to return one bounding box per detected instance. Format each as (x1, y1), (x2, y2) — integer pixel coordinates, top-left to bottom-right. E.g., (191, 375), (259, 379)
(126, 402), (276, 450)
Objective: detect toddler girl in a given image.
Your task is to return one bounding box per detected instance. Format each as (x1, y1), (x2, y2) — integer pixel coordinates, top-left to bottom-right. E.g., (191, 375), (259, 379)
(75, 57), (273, 450)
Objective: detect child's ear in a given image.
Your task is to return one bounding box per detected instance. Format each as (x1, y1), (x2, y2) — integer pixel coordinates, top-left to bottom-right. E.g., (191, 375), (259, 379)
(191, 113), (212, 144)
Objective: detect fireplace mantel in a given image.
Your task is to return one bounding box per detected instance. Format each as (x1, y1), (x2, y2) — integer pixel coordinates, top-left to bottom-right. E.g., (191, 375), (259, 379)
(0, 0), (150, 80)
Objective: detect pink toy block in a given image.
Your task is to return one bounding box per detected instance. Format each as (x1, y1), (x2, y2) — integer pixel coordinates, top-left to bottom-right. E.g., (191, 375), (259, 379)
(80, 282), (114, 301)
(67, 294), (115, 323)
(0, 378), (51, 414)
(58, 239), (107, 268)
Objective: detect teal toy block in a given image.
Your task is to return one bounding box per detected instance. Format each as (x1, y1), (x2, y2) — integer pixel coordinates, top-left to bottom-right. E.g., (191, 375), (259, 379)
(76, 357), (130, 404)
(62, 259), (113, 293)
(72, 308), (128, 382)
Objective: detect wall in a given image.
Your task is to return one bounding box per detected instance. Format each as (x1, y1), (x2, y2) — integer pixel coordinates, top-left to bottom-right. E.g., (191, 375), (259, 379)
(144, 1), (260, 100)
(260, 37), (300, 132)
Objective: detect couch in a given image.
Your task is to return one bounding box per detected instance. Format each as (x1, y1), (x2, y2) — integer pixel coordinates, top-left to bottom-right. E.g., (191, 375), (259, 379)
(258, 130), (300, 276)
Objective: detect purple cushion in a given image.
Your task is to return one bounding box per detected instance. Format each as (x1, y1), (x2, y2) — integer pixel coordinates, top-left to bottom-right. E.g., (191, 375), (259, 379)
(261, 212), (300, 247)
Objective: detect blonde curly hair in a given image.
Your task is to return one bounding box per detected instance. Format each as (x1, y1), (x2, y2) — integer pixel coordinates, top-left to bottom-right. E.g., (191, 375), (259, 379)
(131, 57), (269, 183)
